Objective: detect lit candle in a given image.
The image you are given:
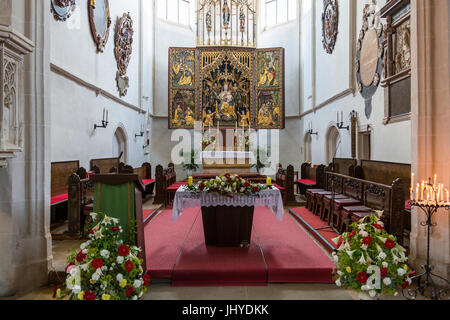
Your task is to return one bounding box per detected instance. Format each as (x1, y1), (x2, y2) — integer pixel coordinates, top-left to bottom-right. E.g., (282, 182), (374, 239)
(410, 188), (413, 201)
(411, 173), (414, 191)
(267, 177), (272, 186)
(421, 181), (425, 201)
(416, 184), (419, 201)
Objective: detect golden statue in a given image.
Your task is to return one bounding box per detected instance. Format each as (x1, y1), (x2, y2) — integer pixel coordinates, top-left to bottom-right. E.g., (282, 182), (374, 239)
(258, 103), (274, 126)
(238, 110), (250, 127)
(172, 104), (183, 126)
(185, 107), (195, 126)
(203, 109), (215, 127)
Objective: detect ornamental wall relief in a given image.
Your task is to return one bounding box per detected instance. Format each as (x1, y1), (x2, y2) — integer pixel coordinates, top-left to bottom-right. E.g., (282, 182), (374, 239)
(114, 13), (134, 97)
(322, 0), (339, 54)
(51, 0), (76, 21)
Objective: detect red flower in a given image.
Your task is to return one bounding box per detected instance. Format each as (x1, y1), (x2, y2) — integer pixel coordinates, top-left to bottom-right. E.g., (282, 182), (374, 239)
(109, 226), (120, 232)
(143, 274), (151, 286)
(89, 230), (94, 235)
(225, 173), (231, 178)
(83, 290), (96, 300)
(380, 267), (389, 278)
(244, 182), (250, 188)
(227, 178), (233, 184)
(76, 251), (86, 262)
(357, 272), (368, 284)
(92, 258), (104, 269)
(362, 236), (373, 245)
(226, 195), (233, 198)
(409, 270), (416, 278)
(348, 230), (356, 239)
(125, 260), (134, 272)
(384, 239), (396, 249)
(373, 224), (384, 230)
(118, 244), (130, 257)
(402, 281), (410, 289)
(125, 286), (134, 297)
(252, 186), (259, 193)
(199, 183), (205, 191)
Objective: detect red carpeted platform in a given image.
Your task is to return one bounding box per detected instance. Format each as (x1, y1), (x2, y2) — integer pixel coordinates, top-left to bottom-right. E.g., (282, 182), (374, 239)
(144, 207), (334, 286)
(144, 208), (200, 278)
(172, 216), (268, 286)
(289, 208), (340, 253)
(254, 208), (334, 283)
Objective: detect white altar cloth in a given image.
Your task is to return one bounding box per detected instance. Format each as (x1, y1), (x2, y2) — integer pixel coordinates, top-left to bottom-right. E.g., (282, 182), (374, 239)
(201, 151), (255, 160)
(172, 186), (285, 222)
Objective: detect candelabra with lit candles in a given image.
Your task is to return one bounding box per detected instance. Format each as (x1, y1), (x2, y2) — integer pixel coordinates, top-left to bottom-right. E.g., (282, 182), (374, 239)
(403, 173), (449, 300)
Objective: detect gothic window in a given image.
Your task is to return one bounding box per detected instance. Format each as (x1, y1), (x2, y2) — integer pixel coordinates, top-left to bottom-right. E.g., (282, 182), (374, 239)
(158, 0), (193, 26)
(261, 0), (297, 29)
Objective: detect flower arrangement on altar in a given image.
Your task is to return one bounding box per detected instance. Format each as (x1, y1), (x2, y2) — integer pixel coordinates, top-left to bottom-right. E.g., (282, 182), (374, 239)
(54, 212), (150, 300)
(332, 213), (414, 299)
(202, 136), (216, 150)
(187, 173), (269, 198)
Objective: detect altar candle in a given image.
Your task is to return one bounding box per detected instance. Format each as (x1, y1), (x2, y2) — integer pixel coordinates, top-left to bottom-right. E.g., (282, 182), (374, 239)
(411, 173), (414, 191)
(416, 184), (419, 201)
(267, 177), (272, 186)
(410, 188), (413, 201)
(188, 176), (193, 187)
(421, 181), (425, 201)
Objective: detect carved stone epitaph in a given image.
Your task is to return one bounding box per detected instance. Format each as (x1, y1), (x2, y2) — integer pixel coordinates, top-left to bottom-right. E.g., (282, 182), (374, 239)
(51, 0), (77, 21)
(356, 1), (385, 120)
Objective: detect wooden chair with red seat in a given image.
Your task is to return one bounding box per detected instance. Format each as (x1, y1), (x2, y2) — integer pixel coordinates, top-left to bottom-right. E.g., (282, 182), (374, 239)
(339, 205), (372, 233)
(296, 163), (326, 195)
(305, 189), (324, 212)
(329, 198), (362, 229)
(321, 193), (350, 221)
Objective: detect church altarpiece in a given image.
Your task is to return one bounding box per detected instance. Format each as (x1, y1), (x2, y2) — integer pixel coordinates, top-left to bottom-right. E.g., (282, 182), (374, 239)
(168, 47), (285, 131)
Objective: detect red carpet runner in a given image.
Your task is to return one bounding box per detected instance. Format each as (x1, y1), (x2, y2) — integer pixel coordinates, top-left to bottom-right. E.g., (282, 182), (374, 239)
(145, 207), (334, 286)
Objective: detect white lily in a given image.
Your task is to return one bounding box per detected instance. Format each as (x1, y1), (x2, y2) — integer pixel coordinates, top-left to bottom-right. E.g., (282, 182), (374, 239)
(346, 250), (356, 259)
(358, 254), (367, 265)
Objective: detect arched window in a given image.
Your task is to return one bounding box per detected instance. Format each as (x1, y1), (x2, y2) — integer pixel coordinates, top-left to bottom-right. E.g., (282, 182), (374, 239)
(113, 127), (128, 164)
(326, 126), (341, 165)
(261, 0), (297, 29)
(304, 133), (312, 163)
(158, 0), (193, 26)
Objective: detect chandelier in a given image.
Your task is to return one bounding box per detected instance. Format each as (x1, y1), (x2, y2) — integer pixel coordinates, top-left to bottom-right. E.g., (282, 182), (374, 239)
(197, 0), (257, 47)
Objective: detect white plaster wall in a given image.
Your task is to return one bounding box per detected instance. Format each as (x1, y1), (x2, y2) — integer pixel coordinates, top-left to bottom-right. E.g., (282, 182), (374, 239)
(50, 0), (153, 170)
(150, 17), (196, 171)
(299, 0), (411, 166)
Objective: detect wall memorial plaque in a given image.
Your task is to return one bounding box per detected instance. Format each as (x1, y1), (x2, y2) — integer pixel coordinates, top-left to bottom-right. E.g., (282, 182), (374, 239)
(114, 13), (134, 97)
(356, 2), (384, 120)
(88, 0), (112, 53)
(51, 0), (76, 21)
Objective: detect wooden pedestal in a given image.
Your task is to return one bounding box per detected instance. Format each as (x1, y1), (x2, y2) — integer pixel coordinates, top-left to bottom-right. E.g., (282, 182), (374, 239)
(201, 206), (254, 247)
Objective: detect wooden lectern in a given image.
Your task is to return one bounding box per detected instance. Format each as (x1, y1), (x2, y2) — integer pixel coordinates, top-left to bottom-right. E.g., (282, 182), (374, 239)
(91, 174), (147, 269)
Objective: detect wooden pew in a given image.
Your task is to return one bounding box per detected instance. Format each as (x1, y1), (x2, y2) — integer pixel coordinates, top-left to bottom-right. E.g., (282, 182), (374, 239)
(51, 161), (83, 227)
(331, 158), (358, 176)
(324, 171), (406, 244)
(297, 163), (326, 195)
(154, 165), (179, 206)
(90, 157), (120, 174)
(119, 163), (155, 199)
(275, 165), (295, 204)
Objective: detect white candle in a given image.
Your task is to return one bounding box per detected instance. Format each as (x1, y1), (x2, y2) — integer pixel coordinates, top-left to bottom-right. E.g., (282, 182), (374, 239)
(410, 188), (413, 201)
(106, 110), (109, 122)
(411, 173), (414, 190)
(434, 174), (437, 188)
(416, 184), (419, 201)
(103, 108), (105, 121)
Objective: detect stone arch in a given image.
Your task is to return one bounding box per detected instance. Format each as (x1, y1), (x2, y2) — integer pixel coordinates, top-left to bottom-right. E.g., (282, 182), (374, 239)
(325, 125), (341, 164)
(113, 124), (128, 164)
(303, 132), (312, 163)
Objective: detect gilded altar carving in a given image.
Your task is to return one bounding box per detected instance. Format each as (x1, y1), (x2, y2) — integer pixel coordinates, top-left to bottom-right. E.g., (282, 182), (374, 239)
(168, 46), (285, 130)
(200, 48), (254, 128)
(114, 13), (134, 97)
(322, 0), (339, 55)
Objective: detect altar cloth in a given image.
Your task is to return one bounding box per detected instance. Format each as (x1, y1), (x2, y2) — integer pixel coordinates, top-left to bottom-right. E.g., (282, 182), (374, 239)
(172, 186), (285, 222)
(201, 151), (255, 160)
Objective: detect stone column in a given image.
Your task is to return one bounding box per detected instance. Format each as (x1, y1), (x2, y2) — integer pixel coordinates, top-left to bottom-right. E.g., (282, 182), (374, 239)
(0, 0), (52, 296)
(409, 0), (450, 285)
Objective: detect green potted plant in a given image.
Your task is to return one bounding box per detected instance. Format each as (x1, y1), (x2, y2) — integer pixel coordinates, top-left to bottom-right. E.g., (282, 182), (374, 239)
(251, 146), (269, 174)
(332, 212), (414, 300)
(182, 149), (200, 177)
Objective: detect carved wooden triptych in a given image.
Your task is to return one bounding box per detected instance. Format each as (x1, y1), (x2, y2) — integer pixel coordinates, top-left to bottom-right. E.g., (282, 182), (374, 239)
(168, 47), (285, 130)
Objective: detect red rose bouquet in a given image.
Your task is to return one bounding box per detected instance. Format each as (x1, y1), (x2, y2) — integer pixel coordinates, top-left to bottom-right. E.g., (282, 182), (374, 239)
(55, 212), (150, 300)
(332, 213), (414, 299)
